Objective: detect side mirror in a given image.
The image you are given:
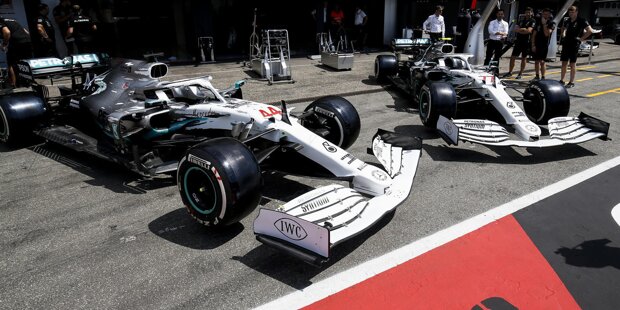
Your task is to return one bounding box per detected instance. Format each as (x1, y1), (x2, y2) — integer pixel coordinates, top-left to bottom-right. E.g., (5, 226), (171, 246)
(150, 63), (168, 79)
(234, 79), (246, 89)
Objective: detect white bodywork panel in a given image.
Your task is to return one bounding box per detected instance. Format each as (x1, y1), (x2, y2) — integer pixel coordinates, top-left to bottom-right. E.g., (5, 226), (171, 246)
(254, 135), (421, 258)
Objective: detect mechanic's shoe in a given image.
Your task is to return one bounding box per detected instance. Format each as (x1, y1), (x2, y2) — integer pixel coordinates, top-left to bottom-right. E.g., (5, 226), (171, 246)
(532, 76), (540, 81)
(559, 80), (566, 86)
(541, 75), (545, 80)
(515, 74), (522, 79)
(502, 72), (513, 78)
(566, 82), (575, 88)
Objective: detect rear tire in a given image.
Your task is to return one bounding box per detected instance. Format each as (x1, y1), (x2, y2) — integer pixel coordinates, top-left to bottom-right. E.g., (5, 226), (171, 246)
(177, 138), (262, 227)
(374, 55), (397, 83)
(523, 80), (570, 125)
(303, 96), (361, 150)
(0, 92), (47, 144)
(418, 82), (457, 128)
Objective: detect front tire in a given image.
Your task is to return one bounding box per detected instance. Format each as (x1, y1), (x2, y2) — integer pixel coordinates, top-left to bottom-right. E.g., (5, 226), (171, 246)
(0, 92), (47, 144)
(418, 82), (457, 128)
(523, 80), (570, 125)
(177, 138), (262, 227)
(303, 96), (361, 150)
(374, 54), (397, 83)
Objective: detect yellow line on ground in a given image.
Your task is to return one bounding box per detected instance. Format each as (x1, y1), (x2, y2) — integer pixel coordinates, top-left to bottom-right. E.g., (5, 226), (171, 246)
(586, 87), (620, 97)
(545, 65), (597, 76)
(576, 74), (613, 84)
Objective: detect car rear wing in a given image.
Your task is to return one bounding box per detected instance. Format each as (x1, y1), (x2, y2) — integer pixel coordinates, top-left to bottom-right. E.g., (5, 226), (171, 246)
(391, 38), (431, 52)
(17, 53), (110, 81)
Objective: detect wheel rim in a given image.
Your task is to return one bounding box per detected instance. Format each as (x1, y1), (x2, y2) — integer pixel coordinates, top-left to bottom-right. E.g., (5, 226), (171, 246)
(183, 167), (218, 215)
(419, 90), (431, 121)
(527, 90), (546, 122)
(374, 59), (380, 79)
(0, 106), (8, 139)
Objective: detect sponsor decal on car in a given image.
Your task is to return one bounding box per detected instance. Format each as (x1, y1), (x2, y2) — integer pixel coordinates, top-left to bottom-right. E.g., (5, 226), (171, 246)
(323, 141), (337, 153)
(525, 125), (537, 132)
(259, 106), (282, 118)
(314, 106), (335, 118)
(463, 120), (486, 130)
(274, 218), (308, 240)
(372, 169), (388, 181)
(301, 197), (330, 213)
(188, 154), (212, 170)
(507, 101), (516, 109)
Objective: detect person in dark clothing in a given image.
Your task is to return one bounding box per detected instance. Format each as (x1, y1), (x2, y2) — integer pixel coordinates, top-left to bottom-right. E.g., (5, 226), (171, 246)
(455, 8), (471, 53)
(559, 6), (593, 88)
(503, 7), (535, 79)
(312, 1), (329, 35)
(1, 17), (32, 88)
(531, 8), (555, 80)
(34, 3), (58, 57)
(53, 0), (73, 54)
(66, 5), (97, 54)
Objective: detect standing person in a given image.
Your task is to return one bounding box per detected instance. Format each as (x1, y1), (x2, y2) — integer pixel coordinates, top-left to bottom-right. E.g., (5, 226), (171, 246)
(34, 3), (58, 57)
(353, 5), (368, 51)
(53, 0), (73, 54)
(485, 9), (509, 66)
(423, 5), (445, 42)
(329, 4), (345, 39)
(66, 5), (97, 54)
(312, 1), (329, 35)
(559, 6), (593, 88)
(0, 16), (32, 88)
(531, 8), (555, 81)
(503, 7), (535, 79)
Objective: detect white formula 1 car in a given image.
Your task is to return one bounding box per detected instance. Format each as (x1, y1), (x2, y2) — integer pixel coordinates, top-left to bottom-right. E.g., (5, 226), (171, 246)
(0, 56), (422, 265)
(375, 38), (609, 147)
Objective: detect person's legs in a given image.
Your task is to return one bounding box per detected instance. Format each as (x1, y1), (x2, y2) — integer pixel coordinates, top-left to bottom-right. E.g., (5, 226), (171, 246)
(569, 61), (577, 83)
(518, 56), (527, 75)
(560, 61), (568, 82)
(540, 60), (546, 79)
(7, 66), (16, 88)
(534, 60), (540, 78)
(508, 56), (516, 74)
(559, 43), (571, 82)
(484, 43), (494, 65)
(492, 41), (503, 64)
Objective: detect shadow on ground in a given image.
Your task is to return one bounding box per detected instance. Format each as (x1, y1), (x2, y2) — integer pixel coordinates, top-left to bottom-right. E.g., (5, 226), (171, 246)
(231, 210), (396, 289)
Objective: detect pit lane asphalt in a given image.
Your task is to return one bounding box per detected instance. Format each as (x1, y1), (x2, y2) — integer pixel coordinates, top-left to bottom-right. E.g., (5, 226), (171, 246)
(1, 40), (619, 309)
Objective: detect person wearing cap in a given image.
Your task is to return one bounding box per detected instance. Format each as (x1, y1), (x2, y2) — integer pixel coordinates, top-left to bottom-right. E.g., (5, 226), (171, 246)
(66, 5), (97, 54)
(1, 16), (32, 88)
(423, 5), (445, 42)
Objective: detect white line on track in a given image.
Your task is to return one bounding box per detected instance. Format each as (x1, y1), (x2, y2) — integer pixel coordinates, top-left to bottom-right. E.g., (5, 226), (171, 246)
(256, 155), (620, 310)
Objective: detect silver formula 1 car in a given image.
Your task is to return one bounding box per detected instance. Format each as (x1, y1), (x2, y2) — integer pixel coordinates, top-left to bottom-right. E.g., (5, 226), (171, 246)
(0, 54), (422, 265)
(375, 38), (609, 147)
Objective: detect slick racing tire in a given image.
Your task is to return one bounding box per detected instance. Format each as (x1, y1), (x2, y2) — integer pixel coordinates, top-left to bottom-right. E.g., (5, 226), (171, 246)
(304, 96), (361, 150)
(523, 80), (570, 125)
(177, 137), (262, 227)
(0, 92), (47, 144)
(374, 54), (397, 83)
(418, 82), (457, 128)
